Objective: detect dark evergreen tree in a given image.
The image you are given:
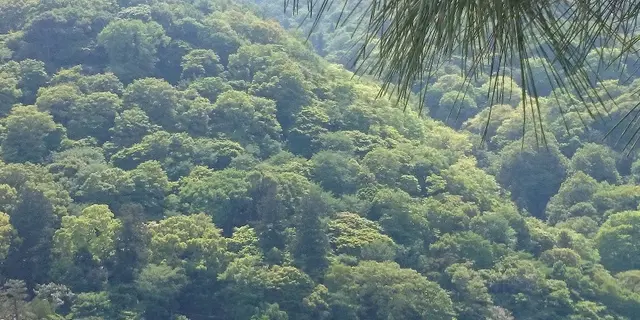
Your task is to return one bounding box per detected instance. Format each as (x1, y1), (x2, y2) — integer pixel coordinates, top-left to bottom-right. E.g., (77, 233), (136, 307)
(251, 173), (288, 256)
(293, 187), (330, 280)
(0, 279), (33, 320)
(4, 188), (56, 289)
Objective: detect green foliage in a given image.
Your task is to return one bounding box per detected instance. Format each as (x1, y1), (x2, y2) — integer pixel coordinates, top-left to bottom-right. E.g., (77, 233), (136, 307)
(470, 211), (517, 248)
(148, 213), (227, 274)
(181, 49), (223, 79)
(136, 263), (188, 318)
(52, 205), (121, 266)
(325, 261), (455, 320)
(328, 212), (397, 261)
(432, 90), (478, 128)
(495, 140), (569, 218)
(51, 205), (121, 291)
(616, 270), (640, 294)
(251, 303), (289, 320)
(546, 172), (601, 225)
(69, 291), (114, 320)
(179, 167), (252, 232)
(571, 143), (620, 184)
(362, 147), (406, 186)
(486, 257), (573, 319)
(288, 104), (330, 156)
(123, 77), (179, 129)
(129, 160), (171, 217)
(1, 105), (63, 163)
(370, 188), (430, 246)
(441, 157), (505, 212)
(0, 212), (13, 262)
(67, 92), (121, 142)
(0, 1), (637, 319)
(309, 151), (364, 195)
(35, 84), (83, 124)
(0, 74), (20, 116)
(0, 279), (34, 320)
(445, 263), (493, 320)
(110, 107), (159, 147)
(98, 19), (169, 82)
(211, 90), (282, 156)
(4, 188), (57, 288)
(187, 76), (232, 102)
(219, 256), (315, 318)
(596, 211), (640, 273)
(429, 231), (496, 270)
(292, 187), (330, 279)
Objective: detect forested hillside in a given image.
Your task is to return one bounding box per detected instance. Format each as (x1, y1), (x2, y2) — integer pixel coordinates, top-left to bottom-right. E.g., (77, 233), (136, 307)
(1, 0), (640, 319)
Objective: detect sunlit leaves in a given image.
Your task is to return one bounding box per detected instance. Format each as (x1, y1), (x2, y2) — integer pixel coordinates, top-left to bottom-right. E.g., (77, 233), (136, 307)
(1, 105), (63, 163)
(181, 49), (223, 79)
(325, 261), (455, 320)
(148, 213), (227, 273)
(0, 211), (14, 262)
(596, 210), (640, 272)
(98, 19), (169, 82)
(52, 204), (122, 268)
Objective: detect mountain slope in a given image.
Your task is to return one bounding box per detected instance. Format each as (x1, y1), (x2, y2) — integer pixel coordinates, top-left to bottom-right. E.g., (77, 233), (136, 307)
(0, 0), (639, 319)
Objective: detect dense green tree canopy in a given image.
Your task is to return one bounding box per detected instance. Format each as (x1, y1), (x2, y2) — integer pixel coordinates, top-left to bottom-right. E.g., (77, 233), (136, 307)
(98, 19), (169, 82)
(0, 0), (639, 319)
(325, 261), (455, 320)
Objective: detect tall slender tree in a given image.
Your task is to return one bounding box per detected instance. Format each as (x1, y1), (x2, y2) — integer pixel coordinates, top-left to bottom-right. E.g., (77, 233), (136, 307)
(4, 188), (56, 289)
(293, 186), (330, 280)
(0, 279), (34, 320)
